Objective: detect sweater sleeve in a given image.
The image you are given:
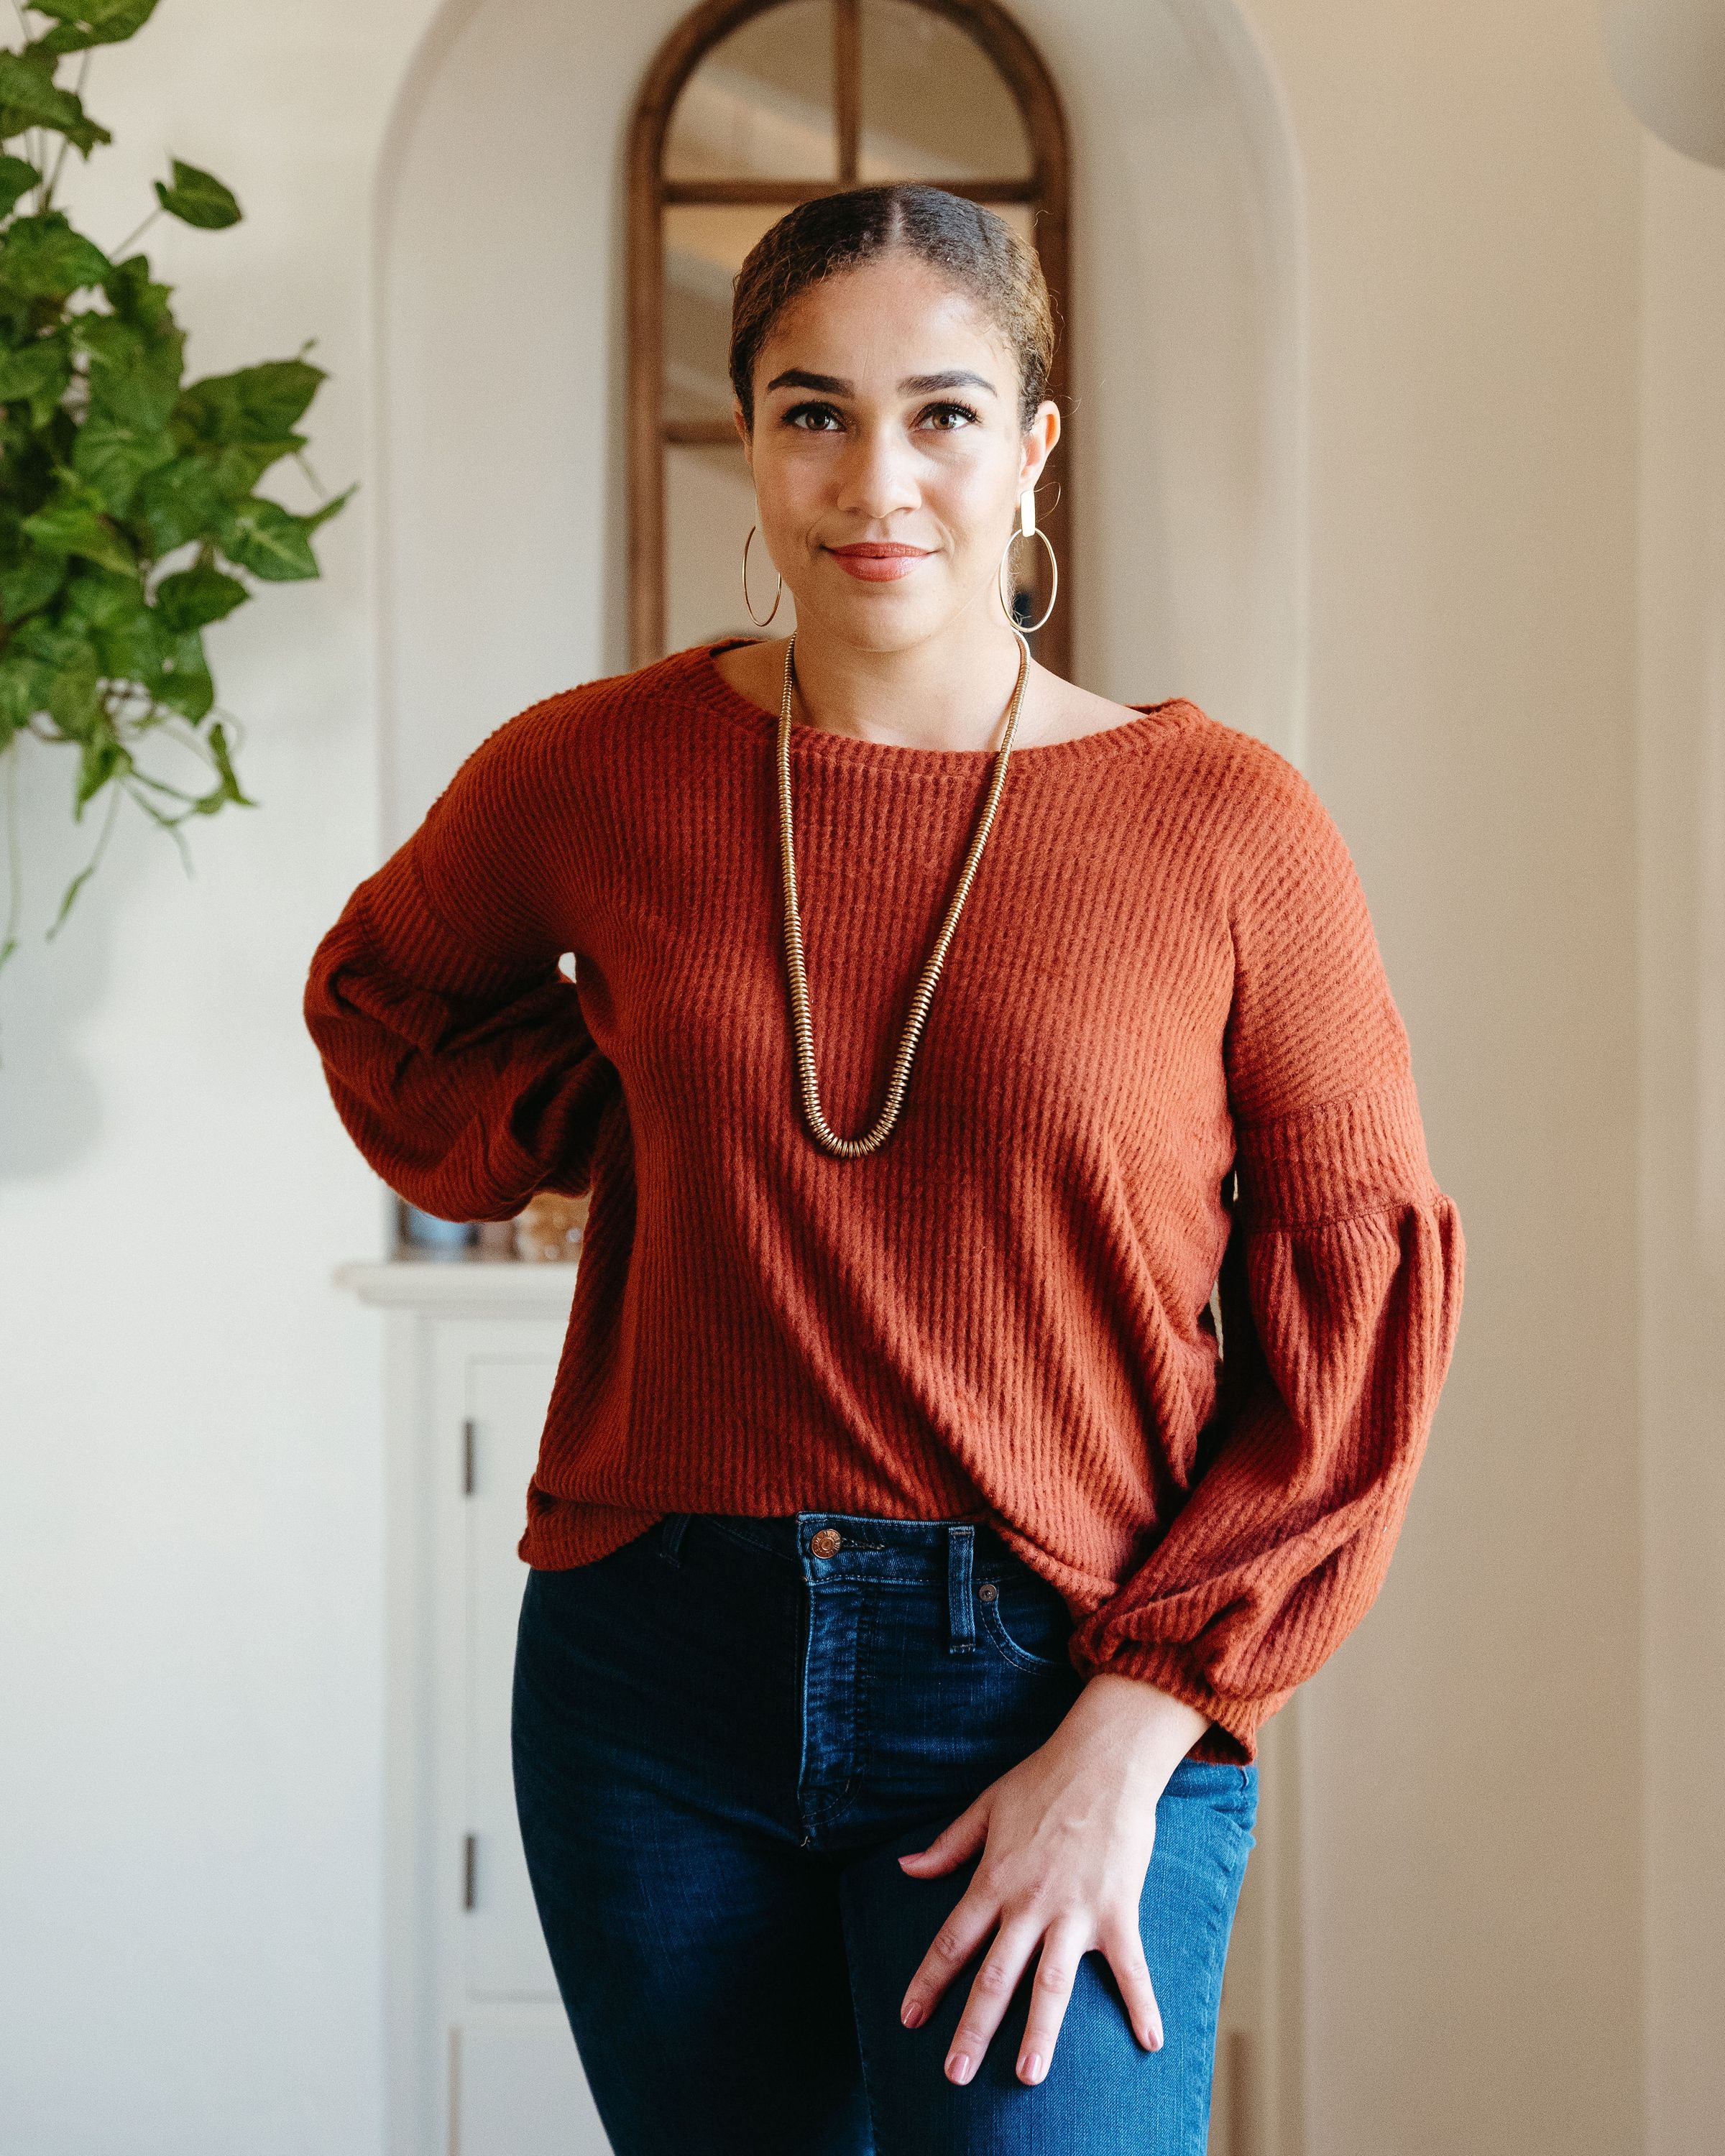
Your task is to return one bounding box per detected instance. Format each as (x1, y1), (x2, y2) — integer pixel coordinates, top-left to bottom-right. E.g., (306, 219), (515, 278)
(1065, 748), (1465, 1764)
(303, 696), (616, 1224)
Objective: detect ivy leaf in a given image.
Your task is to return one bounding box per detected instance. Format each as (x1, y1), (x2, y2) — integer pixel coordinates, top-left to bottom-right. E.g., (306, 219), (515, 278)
(22, 482), (137, 576)
(52, 571), (213, 722)
(218, 496), (318, 581)
(146, 622), (212, 721)
(0, 650), (39, 735)
(76, 312), (185, 423)
(193, 717), (254, 811)
(0, 339), (68, 397)
(155, 561), (246, 632)
(0, 154), (40, 217)
(0, 50), (111, 157)
(0, 213), (111, 300)
(9, 617), (105, 740)
(63, 569), (157, 705)
(32, 2), (162, 55)
(194, 436), (305, 498)
(51, 643), (104, 742)
(208, 483), (347, 583)
(78, 345), (181, 514)
(75, 313), (149, 375)
(60, 566), (144, 636)
(0, 334), (72, 427)
(0, 545), (65, 622)
(153, 158), (240, 231)
(74, 413), (177, 516)
(176, 358), (324, 446)
(302, 482), (354, 535)
(101, 253), (176, 338)
(75, 727), (132, 812)
(12, 612), (83, 661)
(134, 455), (228, 555)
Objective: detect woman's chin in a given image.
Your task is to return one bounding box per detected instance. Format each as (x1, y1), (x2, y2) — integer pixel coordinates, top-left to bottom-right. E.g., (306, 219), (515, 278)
(801, 575), (970, 653)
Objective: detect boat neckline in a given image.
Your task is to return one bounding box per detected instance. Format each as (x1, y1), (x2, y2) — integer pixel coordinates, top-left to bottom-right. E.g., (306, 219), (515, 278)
(684, 638), (1197, 775)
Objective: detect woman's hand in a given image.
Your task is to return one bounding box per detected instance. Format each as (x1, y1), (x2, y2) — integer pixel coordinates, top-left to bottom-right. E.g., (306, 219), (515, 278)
(895, 1672), (1210, 2086)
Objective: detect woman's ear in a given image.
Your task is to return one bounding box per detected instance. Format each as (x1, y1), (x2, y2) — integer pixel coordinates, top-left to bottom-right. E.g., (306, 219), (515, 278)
(1018, 397), (1060, 495)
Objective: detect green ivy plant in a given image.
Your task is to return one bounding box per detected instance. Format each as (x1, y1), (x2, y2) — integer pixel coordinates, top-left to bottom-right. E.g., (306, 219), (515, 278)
(0, 0), (351, 977)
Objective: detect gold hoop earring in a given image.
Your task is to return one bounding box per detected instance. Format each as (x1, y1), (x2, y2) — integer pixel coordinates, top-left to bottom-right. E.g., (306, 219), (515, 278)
(997, 489), (1057, 635)
(742, 524), (783, 628)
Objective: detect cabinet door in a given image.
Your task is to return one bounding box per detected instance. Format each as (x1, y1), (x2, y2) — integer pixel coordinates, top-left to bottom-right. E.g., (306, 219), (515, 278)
(464, 1354), (566, 2000)
(454, 2020), (602, 2156)
(456, 1350), (610, 2155)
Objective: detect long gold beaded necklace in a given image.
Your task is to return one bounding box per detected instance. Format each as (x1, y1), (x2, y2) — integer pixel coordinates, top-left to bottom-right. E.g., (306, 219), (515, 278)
(776, 629), (1031, 1158)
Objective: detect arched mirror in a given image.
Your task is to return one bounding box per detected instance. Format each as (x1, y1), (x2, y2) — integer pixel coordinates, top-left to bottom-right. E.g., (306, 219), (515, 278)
(628, 0), (1072, 678)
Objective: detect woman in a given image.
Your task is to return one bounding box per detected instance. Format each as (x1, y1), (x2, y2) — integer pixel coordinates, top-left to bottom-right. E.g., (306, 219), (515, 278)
(305, 184), (1463, 2155)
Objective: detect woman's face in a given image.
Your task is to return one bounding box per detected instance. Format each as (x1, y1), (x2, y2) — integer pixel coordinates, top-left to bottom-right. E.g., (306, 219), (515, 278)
(737, 252), (1059, 653)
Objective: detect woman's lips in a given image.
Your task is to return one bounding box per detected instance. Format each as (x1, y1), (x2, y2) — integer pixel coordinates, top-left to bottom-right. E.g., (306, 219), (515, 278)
(826, 543), (934, 583)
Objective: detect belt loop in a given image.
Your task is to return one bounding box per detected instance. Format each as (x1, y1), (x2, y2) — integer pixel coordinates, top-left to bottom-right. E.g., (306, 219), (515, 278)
(658, 1511), (691, 1565)
(947, 1524), (975, 1652)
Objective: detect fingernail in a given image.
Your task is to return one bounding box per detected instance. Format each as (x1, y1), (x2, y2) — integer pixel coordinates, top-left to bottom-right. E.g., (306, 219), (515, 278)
(946, 2052), (973, 2084)
(901, 1999), (924, 2028)
(1018, 2051), (1044, 2083)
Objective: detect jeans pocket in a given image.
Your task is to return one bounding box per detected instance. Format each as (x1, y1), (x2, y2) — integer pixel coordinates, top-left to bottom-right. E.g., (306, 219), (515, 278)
(975, 1567), (1076, 1674)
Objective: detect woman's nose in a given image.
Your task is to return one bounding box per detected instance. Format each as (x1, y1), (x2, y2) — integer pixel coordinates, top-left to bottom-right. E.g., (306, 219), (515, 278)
(834, 426), (920, 520)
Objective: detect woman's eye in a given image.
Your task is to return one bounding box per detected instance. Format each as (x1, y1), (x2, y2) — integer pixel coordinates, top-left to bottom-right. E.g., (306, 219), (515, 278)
(919, 402), (980, 431)
(784, 402), (845, 431)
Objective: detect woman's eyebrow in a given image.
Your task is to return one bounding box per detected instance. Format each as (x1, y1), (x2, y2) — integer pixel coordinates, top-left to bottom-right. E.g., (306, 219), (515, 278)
(765, 369), (851, 395)
(898, 370), (997, 397)
(762, 367), (998, 397)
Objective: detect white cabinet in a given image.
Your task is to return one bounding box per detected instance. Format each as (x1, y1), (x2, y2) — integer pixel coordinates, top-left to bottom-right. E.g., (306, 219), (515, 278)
(341, 1263), (610, 2156)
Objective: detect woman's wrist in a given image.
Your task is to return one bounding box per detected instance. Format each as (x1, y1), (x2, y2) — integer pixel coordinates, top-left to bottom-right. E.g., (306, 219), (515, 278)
(1067, 1668), (1212, 1793)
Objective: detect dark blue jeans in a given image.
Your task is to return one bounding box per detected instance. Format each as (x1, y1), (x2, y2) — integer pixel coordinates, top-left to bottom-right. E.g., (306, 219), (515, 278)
(512, 1509), (1257, 2155)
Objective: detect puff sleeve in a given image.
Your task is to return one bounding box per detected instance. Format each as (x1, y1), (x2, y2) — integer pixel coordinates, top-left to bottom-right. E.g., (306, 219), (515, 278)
(1065, 750), (1465, 1764)
(303, 696), (615, 1224)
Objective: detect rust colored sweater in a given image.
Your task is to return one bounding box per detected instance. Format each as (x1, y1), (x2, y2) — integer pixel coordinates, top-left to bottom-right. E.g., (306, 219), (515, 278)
(305, 640), (1463, 1764)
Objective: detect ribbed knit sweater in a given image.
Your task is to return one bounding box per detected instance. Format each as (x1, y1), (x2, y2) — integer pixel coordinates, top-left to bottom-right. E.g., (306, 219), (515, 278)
(305, 638), (1464, 1765)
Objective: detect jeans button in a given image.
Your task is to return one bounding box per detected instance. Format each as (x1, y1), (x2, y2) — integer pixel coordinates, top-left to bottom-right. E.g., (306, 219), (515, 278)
(810, 1527), (842, 1557)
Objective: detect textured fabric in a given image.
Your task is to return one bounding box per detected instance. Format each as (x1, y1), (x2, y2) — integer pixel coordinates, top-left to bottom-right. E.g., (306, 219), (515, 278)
(512, 1509), (1256, 2154)
(304, 638), (1465, 1764)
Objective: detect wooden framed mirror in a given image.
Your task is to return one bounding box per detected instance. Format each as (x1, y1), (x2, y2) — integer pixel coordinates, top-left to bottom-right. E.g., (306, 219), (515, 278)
(627, 0), (1072, 678)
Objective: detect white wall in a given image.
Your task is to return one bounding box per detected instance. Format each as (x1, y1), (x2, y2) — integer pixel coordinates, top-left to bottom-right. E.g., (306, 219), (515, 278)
(1, 1), (1719, 2152)
(377, 0), (630, 843)
(1635, 133), (1725, 2155)
(0, 7), (440, 2153)
(1012, 0), (1303, 748)
(1247, 2), (1645, 2148)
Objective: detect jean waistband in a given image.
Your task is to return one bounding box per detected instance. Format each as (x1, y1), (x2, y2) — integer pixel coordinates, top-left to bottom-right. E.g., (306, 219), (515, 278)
(659, 1512), (1059, 1655)
(697, 1508), (1036, 1572)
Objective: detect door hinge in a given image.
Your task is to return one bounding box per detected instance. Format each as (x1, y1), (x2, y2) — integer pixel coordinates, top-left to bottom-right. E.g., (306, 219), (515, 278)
(462, 1418), (476, 1496)
(463, 1834), (477, 1911)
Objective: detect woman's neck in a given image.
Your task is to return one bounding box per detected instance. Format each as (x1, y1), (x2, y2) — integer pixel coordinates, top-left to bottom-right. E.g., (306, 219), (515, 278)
(778, 612), (1034, 755)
